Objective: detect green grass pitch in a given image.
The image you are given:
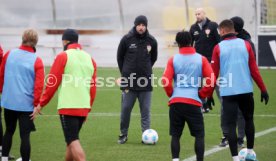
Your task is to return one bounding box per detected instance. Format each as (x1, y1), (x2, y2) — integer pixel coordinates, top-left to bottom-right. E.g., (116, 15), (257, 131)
(5, 68), (276, 161)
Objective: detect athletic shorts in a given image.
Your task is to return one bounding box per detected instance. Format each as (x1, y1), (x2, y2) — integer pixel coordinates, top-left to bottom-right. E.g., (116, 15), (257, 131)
(169, 103), (204, 138)
(60, 115), (85, 145)
(4, 108), (36, 134)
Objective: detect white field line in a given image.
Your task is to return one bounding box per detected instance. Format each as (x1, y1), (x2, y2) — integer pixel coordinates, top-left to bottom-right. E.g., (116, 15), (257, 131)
(205, 114), (276, 118)
(37, 112), (276, 160)
(182, 127), (276, 161)
(39, 113), (276, 118)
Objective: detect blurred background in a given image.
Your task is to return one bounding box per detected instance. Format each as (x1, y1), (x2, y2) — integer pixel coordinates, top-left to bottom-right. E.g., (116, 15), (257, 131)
(0, 0), (275, 67)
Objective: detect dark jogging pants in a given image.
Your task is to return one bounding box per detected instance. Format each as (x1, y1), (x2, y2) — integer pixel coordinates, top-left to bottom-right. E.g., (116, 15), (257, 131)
(2, 109), (35, 161)
(120, 90), (151, 135)
(222, 93), (255, 156)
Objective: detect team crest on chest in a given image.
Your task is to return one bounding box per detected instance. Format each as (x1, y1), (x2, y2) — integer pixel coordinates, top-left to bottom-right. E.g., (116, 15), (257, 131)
(205, 29), (210, 37)
(147, 45), (152, 53)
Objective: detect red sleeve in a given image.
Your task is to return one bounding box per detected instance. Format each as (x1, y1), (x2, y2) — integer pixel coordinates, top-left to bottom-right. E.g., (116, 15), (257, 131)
(211, 44), (220, 78)
(0, 51), (10, 93)
(90, 58), (97, 107)
(162, 57), (174, 97)
(33, 57), (45, 106)
(199, 57), (216, 98)
(39, 53), (67, 107)
(0, 45), (3, 65)
(245, 41), (267, 92)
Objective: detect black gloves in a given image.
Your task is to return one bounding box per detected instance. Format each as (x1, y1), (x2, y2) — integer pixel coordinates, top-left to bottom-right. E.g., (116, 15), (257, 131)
(202, 97), (215, 113)
(206, 97), (215, 110)
(261, 91), (269, 105)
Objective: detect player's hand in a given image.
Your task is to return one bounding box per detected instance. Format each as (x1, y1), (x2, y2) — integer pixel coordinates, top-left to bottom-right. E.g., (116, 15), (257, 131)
(206, 97), (215, 109)
(30, 105), (42, 120)
(261, 91), (269, 105)
(116, 77), (121, 86)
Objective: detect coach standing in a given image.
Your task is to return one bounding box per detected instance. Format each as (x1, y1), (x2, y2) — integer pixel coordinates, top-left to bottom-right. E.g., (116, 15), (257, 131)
(211, 20), (269, 161)
(117, 15), (158, 144)
(189, 8), (220, 113)
(231, 16), (256, 57)
(32, 29), (97, 161)
(0, 29), (45, 161)
(189, 8), (220, 62)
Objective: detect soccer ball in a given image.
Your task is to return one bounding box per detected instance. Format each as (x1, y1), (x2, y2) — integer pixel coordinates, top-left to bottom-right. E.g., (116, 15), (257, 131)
(238, 148), (256, 161)
(142, 129), (158, 144)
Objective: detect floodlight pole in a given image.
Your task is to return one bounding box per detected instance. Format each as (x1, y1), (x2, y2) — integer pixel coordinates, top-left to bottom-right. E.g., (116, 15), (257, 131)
(254, 0), (259, 65)
(51, 0), (57, 55)
(118, 0), (125, 32)
(184, 0), (190, 30)
(51, 0), (57, 29)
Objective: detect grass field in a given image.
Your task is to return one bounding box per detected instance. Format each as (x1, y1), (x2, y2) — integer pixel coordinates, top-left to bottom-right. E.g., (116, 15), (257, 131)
(5, 68), (276, 161)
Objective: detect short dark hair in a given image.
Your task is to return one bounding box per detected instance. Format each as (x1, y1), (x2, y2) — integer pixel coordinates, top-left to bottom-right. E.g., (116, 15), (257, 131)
(219, 19), (235, 32)
(175, 31), (192, 47)
(230, 16), (244, 32)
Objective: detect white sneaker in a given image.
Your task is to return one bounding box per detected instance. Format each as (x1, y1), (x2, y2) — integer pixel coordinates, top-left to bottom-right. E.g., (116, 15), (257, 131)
(16, 158), (31, 161)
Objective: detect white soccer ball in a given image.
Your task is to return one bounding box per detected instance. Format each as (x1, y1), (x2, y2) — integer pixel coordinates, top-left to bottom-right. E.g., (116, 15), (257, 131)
(142, 129), (159, 144)
(238, 148), (256, 161)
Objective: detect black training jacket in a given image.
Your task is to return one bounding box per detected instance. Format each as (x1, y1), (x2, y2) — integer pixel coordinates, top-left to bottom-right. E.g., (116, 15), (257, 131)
(189, 18), (220, 62)
(117, 27), (158, 91)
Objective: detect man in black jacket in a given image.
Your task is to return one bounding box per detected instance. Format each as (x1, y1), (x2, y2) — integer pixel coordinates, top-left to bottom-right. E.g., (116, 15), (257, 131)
(117, 15), (158, 144)
(231, 16), (256, 57)
(189, 8), (220, 62)
(189, 8), (221, 113)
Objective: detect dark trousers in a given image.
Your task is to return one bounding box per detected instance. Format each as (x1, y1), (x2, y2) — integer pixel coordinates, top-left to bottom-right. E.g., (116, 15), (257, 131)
(218, 87), (245, 139)
(169, 103), (204, 161)
(120, 90), (151, 135)
(2, 109), (35, 161)
(222, 93), (255, 156)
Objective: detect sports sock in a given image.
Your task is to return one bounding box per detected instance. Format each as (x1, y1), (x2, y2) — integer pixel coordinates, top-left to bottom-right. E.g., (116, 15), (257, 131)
(232, 156), (239, 161)
(171, 136), (180, 159)
(195, 137), (204, 161)
(247, 149), (254, 154)
(2, 157), (8, 161)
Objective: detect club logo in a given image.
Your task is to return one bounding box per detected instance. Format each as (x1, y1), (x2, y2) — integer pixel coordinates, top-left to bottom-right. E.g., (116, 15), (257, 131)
(205, 29), (211, 37)
(147, 45), (152, 53)
(129, 44), (137, 49)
